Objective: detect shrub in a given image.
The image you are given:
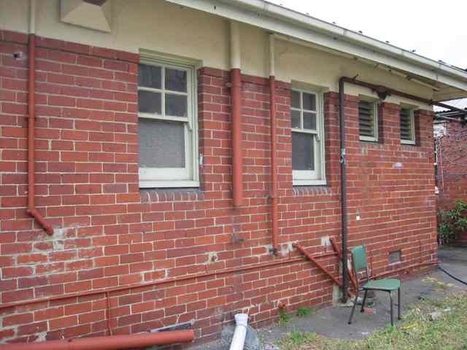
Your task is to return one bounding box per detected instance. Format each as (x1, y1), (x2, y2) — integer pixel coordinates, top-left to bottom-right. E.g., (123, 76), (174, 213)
(438, 200), (467, 244)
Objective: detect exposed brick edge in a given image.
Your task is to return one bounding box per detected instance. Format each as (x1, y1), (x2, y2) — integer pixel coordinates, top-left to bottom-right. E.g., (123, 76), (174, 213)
(0, 30), (139, 63)
(0, 30), (29, 44)
(293, 186), (333, 196)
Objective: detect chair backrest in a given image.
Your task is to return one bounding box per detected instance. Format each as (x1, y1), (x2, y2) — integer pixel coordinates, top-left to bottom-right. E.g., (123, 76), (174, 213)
(351, 245), (368, 274)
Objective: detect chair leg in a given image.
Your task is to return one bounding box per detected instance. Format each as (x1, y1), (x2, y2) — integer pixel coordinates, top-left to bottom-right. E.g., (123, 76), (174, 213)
(360, 289), (368, 313)
(389, 291), (394, 326)
(348, 292), (359, 324)
(398, 287), (401, 320)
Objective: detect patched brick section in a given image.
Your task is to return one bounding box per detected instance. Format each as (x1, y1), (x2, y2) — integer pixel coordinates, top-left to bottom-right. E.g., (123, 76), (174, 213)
(436, 121), (467, 210)
(0, 30), (437, 345)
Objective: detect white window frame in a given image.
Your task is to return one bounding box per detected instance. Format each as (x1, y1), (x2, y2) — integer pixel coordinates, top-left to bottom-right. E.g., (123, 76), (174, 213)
(138, 55), (199, 188)
(358, 97), (379, 142)
(400, 107), (416, 145)
(291, 88), (326, 186)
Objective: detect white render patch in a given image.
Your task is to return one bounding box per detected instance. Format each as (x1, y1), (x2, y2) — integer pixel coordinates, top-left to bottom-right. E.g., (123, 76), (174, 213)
(392, 162), (404, 169)
(434, 123), (447, 137)
(320, 236), (331, 247)
(60, 0), (111, 33)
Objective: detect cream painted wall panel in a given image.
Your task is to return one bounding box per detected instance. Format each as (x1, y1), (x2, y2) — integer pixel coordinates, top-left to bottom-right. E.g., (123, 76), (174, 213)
(0, 0), (29, 33)
(1, 0), (230, 70)
(275, 39), (434, 101)
(240, 24), (269, 78)
(0, 0), (434, 106)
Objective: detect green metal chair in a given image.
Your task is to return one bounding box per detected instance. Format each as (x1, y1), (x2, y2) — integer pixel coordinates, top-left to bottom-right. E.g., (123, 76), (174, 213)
(348, 245), (401, 326)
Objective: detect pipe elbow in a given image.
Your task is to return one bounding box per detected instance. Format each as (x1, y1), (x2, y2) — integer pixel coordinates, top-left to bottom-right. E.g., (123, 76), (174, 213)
(28, 208), (54, 235)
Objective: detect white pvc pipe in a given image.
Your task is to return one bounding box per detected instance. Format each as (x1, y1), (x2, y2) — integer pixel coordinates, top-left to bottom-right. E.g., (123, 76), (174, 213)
(229, 313), (248, 350)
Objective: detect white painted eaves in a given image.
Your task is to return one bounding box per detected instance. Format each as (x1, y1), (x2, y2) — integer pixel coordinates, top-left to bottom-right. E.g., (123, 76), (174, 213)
(166, 0), (467, 100)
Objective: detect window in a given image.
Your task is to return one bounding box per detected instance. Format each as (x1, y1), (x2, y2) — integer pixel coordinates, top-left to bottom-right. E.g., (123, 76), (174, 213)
(138, 61), (198, 188)
(400, 107), (416, 145)
(358, 99), (378, 142)
(291, 89), (325, 185)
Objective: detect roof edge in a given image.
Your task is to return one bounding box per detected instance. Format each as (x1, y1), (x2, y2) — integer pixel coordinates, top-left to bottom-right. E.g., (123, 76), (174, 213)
(166, 0), (467, 92)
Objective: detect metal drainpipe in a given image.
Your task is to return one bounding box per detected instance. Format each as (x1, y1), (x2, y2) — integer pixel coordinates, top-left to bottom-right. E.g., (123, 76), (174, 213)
(269, 34), (279, 254)
(27, 0), (53, 235)
(338, 78), (349, 303)
(337, 76), (462, 302)
(230, 21), (243, 207)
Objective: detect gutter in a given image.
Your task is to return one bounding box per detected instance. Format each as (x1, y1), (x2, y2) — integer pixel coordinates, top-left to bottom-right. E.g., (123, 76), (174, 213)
(166, 0), (467, 93)
(225, 0), (466, 78)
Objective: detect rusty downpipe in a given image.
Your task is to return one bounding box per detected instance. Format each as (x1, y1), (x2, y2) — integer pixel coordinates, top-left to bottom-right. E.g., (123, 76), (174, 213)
(269, 34), (279, 254)
(293, 243), (353, 298)
(27, 0), (53, 235)
(0, 330), (195, 350)
(230, 21), (243, 207)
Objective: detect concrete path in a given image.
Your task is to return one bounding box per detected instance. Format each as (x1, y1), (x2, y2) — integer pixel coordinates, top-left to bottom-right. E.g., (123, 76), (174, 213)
(190, 246), (467, 349)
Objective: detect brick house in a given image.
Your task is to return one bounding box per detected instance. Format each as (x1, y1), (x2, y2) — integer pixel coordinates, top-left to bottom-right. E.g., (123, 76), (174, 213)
(435, 110), (467, 245)
(1, 0), (467, 347)
(435, 110), (467, 210)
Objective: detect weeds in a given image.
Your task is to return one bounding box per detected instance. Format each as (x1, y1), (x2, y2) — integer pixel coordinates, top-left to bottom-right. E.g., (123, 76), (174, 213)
(277, 292), (467, 350)
(296, 307), (312, 317)
(279, 309), (292, 325)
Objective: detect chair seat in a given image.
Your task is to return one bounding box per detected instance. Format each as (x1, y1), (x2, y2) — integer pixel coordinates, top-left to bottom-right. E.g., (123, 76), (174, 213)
(363, 279), (400, 291)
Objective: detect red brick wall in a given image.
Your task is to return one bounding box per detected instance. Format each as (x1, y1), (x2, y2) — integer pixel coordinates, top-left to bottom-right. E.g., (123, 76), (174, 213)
(0, 30), (437, 345)
(436, 121), (467, 211)
(344, 100), (438, 272)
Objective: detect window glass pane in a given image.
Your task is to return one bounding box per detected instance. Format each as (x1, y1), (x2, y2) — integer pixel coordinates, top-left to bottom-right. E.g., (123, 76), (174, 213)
(291, 110), (301, 128)
(138, 91), (161, 114)
(138, 119), (185, 168)
(165, 94), (188, 117)
(138, 64), (161, 89)
(165, 68), (187, 92)
(302, 93), (316, 111)
(303, 112), (317, 130)
(292, 91), (300, 109)
(292, 132), (314, 171)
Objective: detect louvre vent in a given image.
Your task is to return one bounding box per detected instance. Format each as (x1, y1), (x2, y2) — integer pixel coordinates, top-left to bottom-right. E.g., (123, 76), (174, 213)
(359, 100), (376, 139)
(400, 108), (414, 142)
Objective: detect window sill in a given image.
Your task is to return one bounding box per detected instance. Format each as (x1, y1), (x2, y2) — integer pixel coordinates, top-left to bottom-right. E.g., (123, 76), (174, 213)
(293, 179), (327, 187)
(139, 180), (200, 189)
(401, 140), (417, 146)
(359, 137), (379, 143)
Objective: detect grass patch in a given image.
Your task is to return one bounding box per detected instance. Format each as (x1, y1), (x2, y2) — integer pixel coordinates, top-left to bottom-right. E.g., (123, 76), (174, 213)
(296, 307), (312, 318)
(277, 292), (467, 350)
(279, 309), (292, 325)
(278, 329), (317, 348)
